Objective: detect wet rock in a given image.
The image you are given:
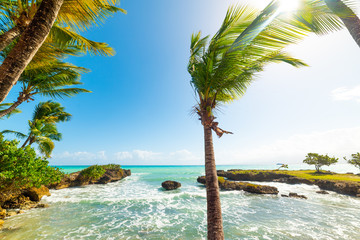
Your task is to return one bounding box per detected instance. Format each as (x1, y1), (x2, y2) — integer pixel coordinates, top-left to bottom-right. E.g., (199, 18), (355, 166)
(6, 210), (17, 217)
(17, 210), (24, 214)
(288, 192), (307, 199)
(316, 190), (329, 194)
(314, 180), (360, 197)
(162, 181), (181, 190)
(281, 194), (289, 197)
(23, 186), (50, 202)
(356, 194), (360, 198)
(0, 207), (6, 219)
(197, 176), (278, 195)
(36, 203), (49, 208)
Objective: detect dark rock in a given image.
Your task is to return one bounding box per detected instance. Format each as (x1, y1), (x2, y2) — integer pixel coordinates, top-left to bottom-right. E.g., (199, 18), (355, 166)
(314, 180), (360, 197)
(316, 190), (329, 194)
(162, 181), (181, 190)
(356, 194), (360, 198)
(289, 192), (307, 199)
(274, 177), (313, 185)
(281, 194), (289, 197)
(6, 210), (17, 217)
(36, 203), (49, 208)
(23, 186), (50, 201)
(0, 207), (6, 219)
(346, 172), (354, 175)
(197, 176), (278, 195)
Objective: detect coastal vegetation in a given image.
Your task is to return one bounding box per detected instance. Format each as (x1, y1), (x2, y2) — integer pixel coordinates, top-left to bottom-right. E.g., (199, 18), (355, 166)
(80, 164), (122, 181)
(0, 133), (63, 192)
(303, 153), (339, 173)
(345, 153), (360, 170)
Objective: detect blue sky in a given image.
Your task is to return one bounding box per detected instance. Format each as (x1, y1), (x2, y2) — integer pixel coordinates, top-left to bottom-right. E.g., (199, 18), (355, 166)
(2, 0), (360, 166)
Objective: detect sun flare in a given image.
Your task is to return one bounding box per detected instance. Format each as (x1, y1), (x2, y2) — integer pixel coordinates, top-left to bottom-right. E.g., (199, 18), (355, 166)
(278, 0), (301, 12)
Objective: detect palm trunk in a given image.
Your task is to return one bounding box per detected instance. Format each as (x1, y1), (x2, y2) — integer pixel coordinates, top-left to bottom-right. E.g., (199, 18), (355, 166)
(325, 0), (360, 48)
(204, 125), (224, 240)
(0, 98), (23, 118)
(0, 25), (23, 52)
(21, 135), (31, 148)
(0, 0), (64, 104)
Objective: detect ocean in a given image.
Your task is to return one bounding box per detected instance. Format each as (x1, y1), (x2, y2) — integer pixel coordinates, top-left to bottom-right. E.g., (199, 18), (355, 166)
(1, 164), (360, 239)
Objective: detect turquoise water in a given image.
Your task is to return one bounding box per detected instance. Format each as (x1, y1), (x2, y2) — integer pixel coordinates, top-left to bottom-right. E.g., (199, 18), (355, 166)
(1, 165), (360, 239)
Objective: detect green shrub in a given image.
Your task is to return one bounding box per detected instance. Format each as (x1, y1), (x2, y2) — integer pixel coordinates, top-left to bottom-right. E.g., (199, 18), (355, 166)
(0, 134), (63, 190)
(80, 165), (106, 181)
(102, 164), (121, 170)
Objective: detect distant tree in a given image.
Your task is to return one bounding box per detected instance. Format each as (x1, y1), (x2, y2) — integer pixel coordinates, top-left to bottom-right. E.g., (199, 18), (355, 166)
(303, 153), (338, 172)
(344, 153), (360, 170)
(277, 164), (288, 170)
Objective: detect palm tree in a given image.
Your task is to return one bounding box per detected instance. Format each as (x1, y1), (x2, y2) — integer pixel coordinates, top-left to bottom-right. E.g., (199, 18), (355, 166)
(324, 0), (360, 47)
(2, 101), (71, 157)
(188, 4), (309, 239)
(291, 0), (360, 46)
(0, 0), (126, 103)
(0, 60), (90, 118)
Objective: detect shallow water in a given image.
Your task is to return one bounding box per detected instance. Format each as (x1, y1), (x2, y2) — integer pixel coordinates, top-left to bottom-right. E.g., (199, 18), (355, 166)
(1, 165), (360, 239)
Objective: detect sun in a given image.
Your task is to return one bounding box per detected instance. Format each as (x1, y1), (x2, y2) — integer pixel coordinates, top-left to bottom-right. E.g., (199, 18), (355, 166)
(278, 0), (301, 12)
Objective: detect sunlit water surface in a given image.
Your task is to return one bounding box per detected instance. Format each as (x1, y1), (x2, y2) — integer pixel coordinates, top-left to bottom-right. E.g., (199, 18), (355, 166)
(1, 165), (359, 239)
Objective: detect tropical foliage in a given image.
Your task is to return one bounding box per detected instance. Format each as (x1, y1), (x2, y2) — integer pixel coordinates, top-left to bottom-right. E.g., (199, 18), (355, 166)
(2, 101), (71, 157)
(0, 133), (63, 191)
(345, 152), (360, 169)
(303, 153), (339, 172)
(0, 0), (126, 104)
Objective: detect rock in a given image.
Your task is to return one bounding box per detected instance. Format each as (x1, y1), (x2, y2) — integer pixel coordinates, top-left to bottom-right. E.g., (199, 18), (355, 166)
(281, 194), (289, 197)
(316, 190), (329, 194)
(23, 186), (51, 202)
(36, 203), (49, 208)
(346, 172), (354, 175)
(315, 180), (360, 197)
(356, 194), (360, 198)
(162, 181), (181, 190)
(49, 168), (131, 189)
(0, 208), (6, 219)
(17, 210), (24, 214)
(197, 176), (278, 195)
(289, 192), (307, 199)
(6, 210), (17, 217)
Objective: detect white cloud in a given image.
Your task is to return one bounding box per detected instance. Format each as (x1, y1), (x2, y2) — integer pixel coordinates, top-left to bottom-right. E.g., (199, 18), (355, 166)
(114, 151), (133, 160)
(133, 150), (162, 160)
(55, 150), (108, 161)
(170, 149), (201, 162)
(217, 127), (360, 164)
(331, 85), (360, 102)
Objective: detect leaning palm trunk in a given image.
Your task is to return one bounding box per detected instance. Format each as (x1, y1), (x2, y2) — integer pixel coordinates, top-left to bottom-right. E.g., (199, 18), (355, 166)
(0, 26), (23, 52)
(0, 93), (27, 118)
(0, 0), (64, 104)
(204, 125), (224, 240)
(325, 0), (360, 47)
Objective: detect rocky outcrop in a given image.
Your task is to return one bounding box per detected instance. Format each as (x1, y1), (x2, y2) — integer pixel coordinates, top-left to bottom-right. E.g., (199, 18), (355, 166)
(217, 170), (360, 197)
(49, 168), (131, 190)
(197, 176), (278, 195)
(162, 181), (181, 190)
(23, 185), (51, 201)
(314, 180), (360, 197)
(316, 190), (329, 194)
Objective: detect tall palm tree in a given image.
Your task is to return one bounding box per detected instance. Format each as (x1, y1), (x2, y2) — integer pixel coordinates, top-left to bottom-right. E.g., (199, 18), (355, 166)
(2, 100), (71, 157)
(291, 0), (360, 46)
(0, 0), (125, 103)
(188, 4), (309, 239)
(0, 60), (90, 118)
